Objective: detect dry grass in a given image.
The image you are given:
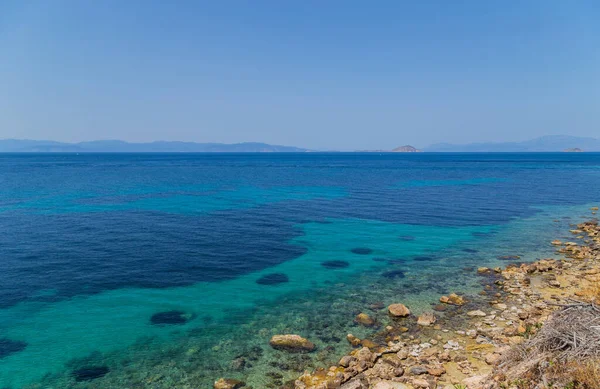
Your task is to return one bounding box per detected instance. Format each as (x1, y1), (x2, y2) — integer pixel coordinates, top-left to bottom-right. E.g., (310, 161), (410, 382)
(498, 302), (600, 388)
(567, 360), (600, 389)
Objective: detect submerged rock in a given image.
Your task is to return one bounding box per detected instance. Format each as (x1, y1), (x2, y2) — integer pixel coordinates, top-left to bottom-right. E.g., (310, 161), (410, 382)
(214, 378), (244, 389)
(439, 293), (465, 306)
(413, 256), (435, 262)
(351, 247), (373, 255)
(150, 310), (189, 325)
(388, 303), (410, 317)
(0, 338), (27, 359)
(256, 273), (289, 285)
(269, 334), (315, 352)
(417, 312), (437, 326)
(498, 255), (521, 261)
(467, 310), (487, 317)
(354, 312), (375, 326)
(399, 235), (416, 241)
(382, 269), (406, 279)
(321, 260), (350, 269)
(72, 366), (109, 382)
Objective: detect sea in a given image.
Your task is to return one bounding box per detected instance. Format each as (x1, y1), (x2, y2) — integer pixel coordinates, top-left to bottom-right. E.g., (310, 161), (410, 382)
(0, 152), (599, 388)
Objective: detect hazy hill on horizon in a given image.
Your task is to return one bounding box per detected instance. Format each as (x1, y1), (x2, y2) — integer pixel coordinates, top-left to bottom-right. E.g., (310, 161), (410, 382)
(425, 135), (600, 152)
(0, 139), (310, 153)
(1, 135), (599, 153)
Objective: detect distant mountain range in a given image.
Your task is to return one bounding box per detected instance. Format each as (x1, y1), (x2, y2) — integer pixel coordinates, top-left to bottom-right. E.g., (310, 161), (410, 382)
(0, 140), (309, 153)
(424, 135), (600, 152)
(1, 135), (598, 153)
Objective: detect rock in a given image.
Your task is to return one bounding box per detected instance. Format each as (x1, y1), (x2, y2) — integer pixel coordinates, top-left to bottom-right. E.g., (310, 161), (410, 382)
(412, 378), (430, 388)
(347, 334), (362, 347)
(269, 334), (315, 352)
(340, 378), (366, 389)
(72, 366), (109, 382)
(427, 366), (446, 376)
(466, 310), (487, 317)
(355, 312), (375, 326)
(214, 378), (244, 389)
(485, 353), (501, 365)
(417, 312), (437, 326)
(361, 339), (378, 349)
(397, 349), (409, 360)
(356, 346), (375, 362)
(551, 240), (562, 245)
(388, 303), (411, 317)
(443, 293), (465, 306)
(477, 267), (490, 273)
(339, 355), (356, 367)
(230, 357), (246, 371)
(409, 366), (428, 375)
(372, 381), (412, 389)
(462, 374), (487, 389)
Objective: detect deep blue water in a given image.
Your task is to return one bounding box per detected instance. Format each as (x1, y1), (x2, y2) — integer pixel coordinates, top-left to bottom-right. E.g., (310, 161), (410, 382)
(0, 152), (599, 388)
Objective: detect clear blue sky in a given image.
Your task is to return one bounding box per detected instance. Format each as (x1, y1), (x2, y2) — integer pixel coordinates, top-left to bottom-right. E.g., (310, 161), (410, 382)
(1, 1), (598, 150)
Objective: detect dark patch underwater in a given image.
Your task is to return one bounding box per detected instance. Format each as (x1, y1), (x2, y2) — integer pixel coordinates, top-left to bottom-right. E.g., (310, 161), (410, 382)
(256, 273), (289, 285)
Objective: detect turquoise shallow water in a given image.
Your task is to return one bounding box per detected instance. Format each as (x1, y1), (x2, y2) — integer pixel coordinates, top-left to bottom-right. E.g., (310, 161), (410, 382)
(0, 153), (599, 388)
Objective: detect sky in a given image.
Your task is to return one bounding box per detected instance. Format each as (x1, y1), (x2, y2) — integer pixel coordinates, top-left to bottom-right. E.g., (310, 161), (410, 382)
(0, 1), (598, 150)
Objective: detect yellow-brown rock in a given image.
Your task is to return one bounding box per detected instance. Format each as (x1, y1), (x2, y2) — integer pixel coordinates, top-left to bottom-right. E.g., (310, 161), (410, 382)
(269, 334), (315, 352)
(214, 378), (244, 389)
(417, 311), (437, 326)
(355, 312), (375, 326)
(388, 303), (411, 317)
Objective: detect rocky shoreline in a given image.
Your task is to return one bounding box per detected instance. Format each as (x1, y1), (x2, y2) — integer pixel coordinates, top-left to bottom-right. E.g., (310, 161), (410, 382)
(215, 207), (600, 389)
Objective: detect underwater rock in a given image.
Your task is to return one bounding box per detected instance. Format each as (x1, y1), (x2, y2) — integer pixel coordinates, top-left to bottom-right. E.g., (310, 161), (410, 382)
(439, 293), (465, 306)
(498, 255), (521, 261)
(417, 312), (437, 326)
(256, 273), (289, 285)
(462, 248), (478, 253)
(388, 303), (410, 317)
(214, 378), (245, 389)
(321, 260), (350, 269)
(347, 333), (362, 347)
(269, 334), (315, 352)
(413, 256), (435, 262)
(150, 310), (189, 325)
(351, 247), (373, 255)
(399, 235), (416, 241)
(467, 310), (487, 317)
(382, 269), (405, 279)
(354, 312), (375, 326)
(0, 338), (27, 359)
(72, 366), (109, 382)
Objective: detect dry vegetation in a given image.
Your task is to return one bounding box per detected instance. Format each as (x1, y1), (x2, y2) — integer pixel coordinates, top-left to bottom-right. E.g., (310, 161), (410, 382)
(497, 302), (600, 389)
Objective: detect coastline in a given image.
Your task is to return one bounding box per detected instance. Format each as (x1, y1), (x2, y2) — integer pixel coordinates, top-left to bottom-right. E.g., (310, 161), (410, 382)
(216, 206), (600, 389)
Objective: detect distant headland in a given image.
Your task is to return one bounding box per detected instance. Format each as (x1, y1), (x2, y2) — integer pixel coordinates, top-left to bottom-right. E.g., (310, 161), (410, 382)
(1, 135), (599, 153)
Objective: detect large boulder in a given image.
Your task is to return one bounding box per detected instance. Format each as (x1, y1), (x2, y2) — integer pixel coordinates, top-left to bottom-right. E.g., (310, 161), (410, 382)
(269, 334), (315, 352)
(388, 303), (411, 317)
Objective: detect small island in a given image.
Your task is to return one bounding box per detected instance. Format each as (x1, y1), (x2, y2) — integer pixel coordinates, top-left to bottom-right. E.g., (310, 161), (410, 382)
(563, 148), (583, 152)
(392, 145), (421, 152)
